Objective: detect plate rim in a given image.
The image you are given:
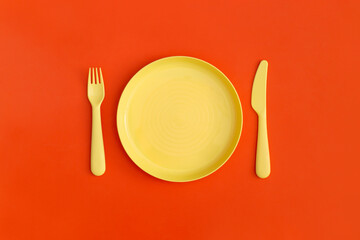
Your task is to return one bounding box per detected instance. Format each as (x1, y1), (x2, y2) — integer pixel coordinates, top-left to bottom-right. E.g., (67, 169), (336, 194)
(117, 56), (243, 182)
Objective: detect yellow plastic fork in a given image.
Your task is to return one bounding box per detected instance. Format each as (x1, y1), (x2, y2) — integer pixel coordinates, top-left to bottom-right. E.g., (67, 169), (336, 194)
(87, 67), (105, 176)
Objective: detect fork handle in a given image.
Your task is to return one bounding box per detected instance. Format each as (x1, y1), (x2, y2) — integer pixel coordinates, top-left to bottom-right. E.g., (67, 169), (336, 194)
(256, 113), (270, 178)
(91, 106), (105, 176)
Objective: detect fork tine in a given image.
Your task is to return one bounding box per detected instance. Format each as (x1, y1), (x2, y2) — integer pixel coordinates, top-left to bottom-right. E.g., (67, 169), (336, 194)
(88, 68), (91, 84)
(95, 68), (99, 84)
(99, 68), (103, 84)
(92, 67), (95, 84)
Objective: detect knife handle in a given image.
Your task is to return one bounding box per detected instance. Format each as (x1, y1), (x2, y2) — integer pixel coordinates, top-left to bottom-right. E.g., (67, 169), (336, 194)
(256, 113), (270, 178)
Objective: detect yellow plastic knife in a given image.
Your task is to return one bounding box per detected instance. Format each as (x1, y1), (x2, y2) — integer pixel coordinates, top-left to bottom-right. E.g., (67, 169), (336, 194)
(251, 60), (270, 178)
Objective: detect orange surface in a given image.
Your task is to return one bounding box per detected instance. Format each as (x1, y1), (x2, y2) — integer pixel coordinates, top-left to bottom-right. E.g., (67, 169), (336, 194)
(0, 0), (359, 239)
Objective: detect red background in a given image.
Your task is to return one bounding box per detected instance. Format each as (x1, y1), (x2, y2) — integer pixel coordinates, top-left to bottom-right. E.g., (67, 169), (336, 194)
(0, 0), (359, 239)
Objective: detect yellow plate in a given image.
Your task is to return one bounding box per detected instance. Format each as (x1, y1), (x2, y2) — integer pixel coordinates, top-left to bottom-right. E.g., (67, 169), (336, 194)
(117, 56), (243, 182)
